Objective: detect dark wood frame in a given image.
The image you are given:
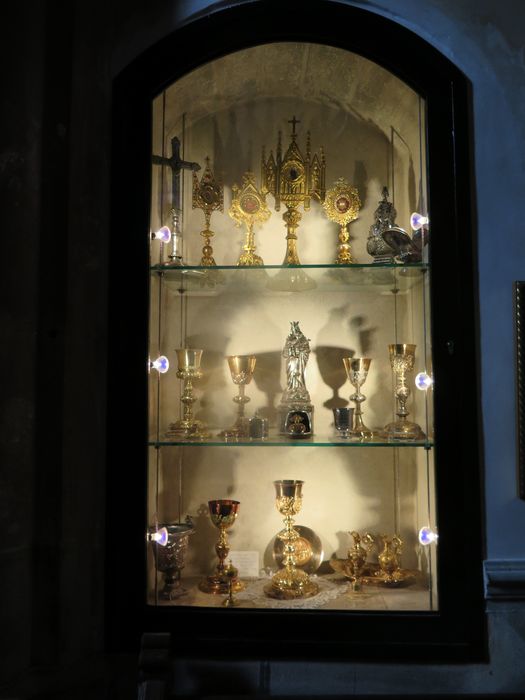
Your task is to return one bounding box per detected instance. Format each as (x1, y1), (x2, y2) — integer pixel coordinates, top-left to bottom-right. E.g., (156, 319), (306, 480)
(515, 282), (525, 499)
(107, 0), (485, 662)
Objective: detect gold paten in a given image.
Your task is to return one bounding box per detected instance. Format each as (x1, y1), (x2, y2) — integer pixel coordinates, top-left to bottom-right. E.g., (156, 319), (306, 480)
(229, 172), (270, 266)
(264, 480), (319, 600)
(261, 116), (325, 265)
(200, 499), (245, 595)
(192, 157), (224, 266)
(322, 177), (361, 264)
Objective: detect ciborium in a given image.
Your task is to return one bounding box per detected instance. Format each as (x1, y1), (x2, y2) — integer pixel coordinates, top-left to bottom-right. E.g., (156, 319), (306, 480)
(199, 499), (244, 595)
(167, 349), (208, 439)
(219, 355), (256, 439)
(342, 357), (374, 440)
(322, 177), (361, 264)
(229, 172), (271, 266)
(192, 157), (223, 266)
(384, 344), (426, 441)
(264, 480), (319, 600)
(149, 521), (195, 600)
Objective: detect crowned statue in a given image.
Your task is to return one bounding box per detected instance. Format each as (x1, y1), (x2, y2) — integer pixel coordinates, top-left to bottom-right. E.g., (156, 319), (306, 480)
(279, 322), (314, 437)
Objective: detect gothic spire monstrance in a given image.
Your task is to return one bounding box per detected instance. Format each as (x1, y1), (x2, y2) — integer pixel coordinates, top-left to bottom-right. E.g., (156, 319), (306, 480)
(192, 157), (224, 266)
(152, 135), (200, 266)
(261, 116), (326, 266)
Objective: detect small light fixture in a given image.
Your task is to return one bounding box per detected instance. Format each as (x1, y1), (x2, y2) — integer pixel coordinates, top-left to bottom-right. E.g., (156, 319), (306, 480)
(410, 212), (430, 231)
(147, 526), (169, 547)
(415, 371), (434, 391)
(151, 226), (171, 243)
(418, 526), (438, 546)
(149, 356), (169, 374)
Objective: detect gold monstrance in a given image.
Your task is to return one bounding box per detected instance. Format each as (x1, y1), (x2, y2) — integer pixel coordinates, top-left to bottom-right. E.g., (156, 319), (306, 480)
(192, 157), (224, 266)
(229, 172), (271, 266)
(322, 177), (361, 264)
(261, 116), (325, 265)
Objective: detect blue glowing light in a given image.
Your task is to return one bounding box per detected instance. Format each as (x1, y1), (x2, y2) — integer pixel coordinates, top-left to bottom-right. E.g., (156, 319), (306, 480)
(410, 212), (429, 231)
(415, 372), (433, 391)
(151, 356), (169, 374)
(152, 226), (171, 243)
(418, 526), (438, 546)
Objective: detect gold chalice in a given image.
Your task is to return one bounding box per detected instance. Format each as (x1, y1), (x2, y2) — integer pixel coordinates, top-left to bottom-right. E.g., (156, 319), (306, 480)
(167, 349), (208, 439)
(219, 355), (256, 438)
(384, 344), (426, 441)
(342, 357), (374, 439)
(199, 499), (244, 594)
(264, 480), (319, 600)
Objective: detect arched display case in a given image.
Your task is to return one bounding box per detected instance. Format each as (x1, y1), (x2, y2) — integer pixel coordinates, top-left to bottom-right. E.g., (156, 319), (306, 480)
(108, 1), (484, 662)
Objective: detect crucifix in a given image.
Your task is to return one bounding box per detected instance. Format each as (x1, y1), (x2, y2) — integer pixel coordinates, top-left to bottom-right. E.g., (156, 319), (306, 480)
(152, 136), (200, 265)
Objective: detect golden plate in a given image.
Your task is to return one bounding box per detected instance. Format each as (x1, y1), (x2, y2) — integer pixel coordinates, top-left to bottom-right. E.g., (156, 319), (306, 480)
(329, 558), (379, 578)
(273, 525), (323, 574)
(361, 568), (417, 587)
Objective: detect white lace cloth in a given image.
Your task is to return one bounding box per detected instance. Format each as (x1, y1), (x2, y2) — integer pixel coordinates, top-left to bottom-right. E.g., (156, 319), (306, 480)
(238, 575), (344, 609)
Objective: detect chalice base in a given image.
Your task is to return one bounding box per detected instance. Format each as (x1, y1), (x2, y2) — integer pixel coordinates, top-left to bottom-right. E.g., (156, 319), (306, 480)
(167, 419), (208, 440)
(349, 427), (374, 440)
(160, 581), (188, 600)
(264, 568), (319, 600)
(266, 267), (317, 292)
(383, 419), (426, 441)
(238, 251), (264, 266)
(218, 417), (249, 440)
(199, 572), (245, 595)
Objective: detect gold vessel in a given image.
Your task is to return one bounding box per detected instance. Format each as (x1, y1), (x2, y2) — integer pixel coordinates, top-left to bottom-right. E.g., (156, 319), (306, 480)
(167, 349), (208, 439)
(384, 344), (426, 441)
(220, 355), (256, 438)
(343, 530), (375, 591)
(261, 116), (325, 266)
(322, 177), (361, 264)
(264, 480), (319, 600)
(192, 156), (224, 266)
(343, 357), (374, 439)
(229, 172), (271, 266)
(200, 499), (244, 595)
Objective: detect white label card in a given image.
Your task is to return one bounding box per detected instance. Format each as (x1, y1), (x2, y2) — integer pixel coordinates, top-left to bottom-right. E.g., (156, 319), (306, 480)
(229, 550), (260, 578)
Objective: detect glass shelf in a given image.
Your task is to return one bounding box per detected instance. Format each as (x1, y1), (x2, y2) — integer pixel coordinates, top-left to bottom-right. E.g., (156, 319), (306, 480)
(150, 263), (428, 295)
(149, 436), (434, 448)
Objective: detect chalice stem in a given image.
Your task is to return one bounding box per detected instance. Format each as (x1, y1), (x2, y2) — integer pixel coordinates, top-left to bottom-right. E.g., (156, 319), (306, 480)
(396, 372), (409, 419)
(283, 207), (302, 265)
(243, 223), (256, 256)
(181, 377), (196, 424)
(282, 514), (297, 573)
(215, 526), (229, 574)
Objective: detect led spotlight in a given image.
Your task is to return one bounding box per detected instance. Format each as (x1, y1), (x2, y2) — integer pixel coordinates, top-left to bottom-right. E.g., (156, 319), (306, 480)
(148, 526), (169, 547)
(410, 212), (429, 231)
(415, 371), (434, 391)
(151, 226), (171, 243)
(418, 526), (438, 546)
(149, 356), (169, 374)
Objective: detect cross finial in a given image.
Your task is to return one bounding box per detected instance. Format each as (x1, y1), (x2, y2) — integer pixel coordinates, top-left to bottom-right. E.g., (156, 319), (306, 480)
(288, 115), (300, 139)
